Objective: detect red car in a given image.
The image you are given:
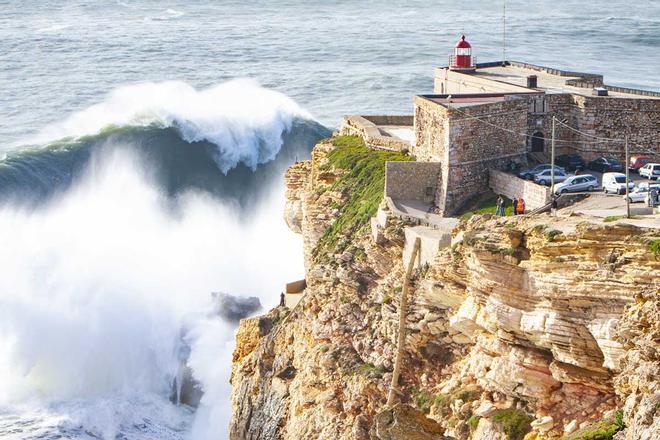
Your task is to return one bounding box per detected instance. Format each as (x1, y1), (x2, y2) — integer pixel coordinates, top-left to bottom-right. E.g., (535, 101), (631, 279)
(629, 155), (653, 173)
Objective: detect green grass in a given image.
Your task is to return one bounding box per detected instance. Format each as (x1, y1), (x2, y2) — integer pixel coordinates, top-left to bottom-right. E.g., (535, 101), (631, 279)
(459, 191), (513, 220)
(648, 239), (660, 255)
(356, 363), (385, 379)
(468, 415), (482, 431)
(414, 389), (434, 413)
(312, 135), (411, 259)
(562, 411), (625, 440)
(603, 215), (625, 223)
(492, 408), (534, 440)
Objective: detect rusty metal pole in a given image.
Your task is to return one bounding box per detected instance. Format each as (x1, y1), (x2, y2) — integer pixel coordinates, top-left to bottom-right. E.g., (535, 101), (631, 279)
(387, 237), (421, 407)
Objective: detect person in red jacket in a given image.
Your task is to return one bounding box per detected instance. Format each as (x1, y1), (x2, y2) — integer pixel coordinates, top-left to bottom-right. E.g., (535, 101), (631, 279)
(515, 197), (526, 215)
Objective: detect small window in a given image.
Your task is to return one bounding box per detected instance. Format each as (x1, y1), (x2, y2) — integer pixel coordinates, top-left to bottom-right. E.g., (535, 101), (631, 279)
(425, 186), (434, 196)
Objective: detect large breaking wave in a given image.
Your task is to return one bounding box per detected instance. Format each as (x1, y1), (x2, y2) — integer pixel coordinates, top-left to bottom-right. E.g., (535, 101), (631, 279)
(0, 80), (329, 439)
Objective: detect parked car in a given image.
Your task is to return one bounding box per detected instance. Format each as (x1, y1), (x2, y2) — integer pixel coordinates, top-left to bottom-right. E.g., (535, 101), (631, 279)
(553, 174), (598, 195)
(639, 163), (660, 180)
(519, 164), (565, 180)
(534, 169), (568, 186)
(588, 157), (624, 173)
(629, 155), (653, 173)
(602, 172), (634, 194)
(623, 182), (660, 203)
(555, 154), (585, 171)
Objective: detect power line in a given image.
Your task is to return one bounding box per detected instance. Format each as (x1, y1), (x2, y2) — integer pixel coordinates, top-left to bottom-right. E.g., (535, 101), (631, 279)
(449, 105), (623, 145)
(448, 103), (659, 151)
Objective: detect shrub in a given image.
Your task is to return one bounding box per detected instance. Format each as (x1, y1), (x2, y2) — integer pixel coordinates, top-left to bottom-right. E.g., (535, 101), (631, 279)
(545, 229), (563, 242)
(648, 239), (660, 255)
(492, 408), (533, 440)
(603, 215), (624, 223)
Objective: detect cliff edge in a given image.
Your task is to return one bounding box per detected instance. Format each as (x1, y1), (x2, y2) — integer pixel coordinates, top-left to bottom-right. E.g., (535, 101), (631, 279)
(229, 136), (659, 440)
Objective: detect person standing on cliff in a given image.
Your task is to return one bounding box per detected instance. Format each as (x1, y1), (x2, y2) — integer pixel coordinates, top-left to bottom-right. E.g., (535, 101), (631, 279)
(515, 196), (526, 215)
(496, 195), (505, 216)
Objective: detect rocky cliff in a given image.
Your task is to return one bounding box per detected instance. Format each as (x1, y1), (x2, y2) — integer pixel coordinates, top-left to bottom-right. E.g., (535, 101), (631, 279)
(229, 137), (660, 440)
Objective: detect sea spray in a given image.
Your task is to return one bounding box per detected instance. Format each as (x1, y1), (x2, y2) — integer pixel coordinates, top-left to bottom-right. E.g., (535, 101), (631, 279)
(0, 148), (306, 438)
(0, 79), (326, 438)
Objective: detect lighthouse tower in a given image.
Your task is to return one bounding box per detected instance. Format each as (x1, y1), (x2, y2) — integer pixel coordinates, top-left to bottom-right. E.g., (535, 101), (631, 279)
(449, 35), (475, 71)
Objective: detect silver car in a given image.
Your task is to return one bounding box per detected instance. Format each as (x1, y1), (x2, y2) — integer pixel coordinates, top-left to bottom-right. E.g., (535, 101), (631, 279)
(553, 174), (598, 195)
(534, 169), (568, 186)
(519, 164), (565, 180)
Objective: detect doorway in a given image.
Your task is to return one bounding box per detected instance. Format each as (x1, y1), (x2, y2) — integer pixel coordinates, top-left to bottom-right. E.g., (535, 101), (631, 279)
(531, 132), (544, 152)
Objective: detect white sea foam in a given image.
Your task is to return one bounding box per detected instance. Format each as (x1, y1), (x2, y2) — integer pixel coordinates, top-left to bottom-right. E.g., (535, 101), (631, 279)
(35, 23), (72, 34)
(28, 79), (311, 172)
(0, 147), (305, 438)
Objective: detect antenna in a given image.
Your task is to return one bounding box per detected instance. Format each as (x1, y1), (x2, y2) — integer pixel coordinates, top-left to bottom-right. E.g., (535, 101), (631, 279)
(502, 0), (506, 66)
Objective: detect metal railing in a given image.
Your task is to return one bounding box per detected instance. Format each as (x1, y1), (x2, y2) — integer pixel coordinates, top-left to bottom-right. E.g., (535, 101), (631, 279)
(449, 55), (477, 68)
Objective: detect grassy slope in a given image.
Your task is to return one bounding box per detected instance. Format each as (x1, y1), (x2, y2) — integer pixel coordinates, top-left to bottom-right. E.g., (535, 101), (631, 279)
(312, 135), (411, 259)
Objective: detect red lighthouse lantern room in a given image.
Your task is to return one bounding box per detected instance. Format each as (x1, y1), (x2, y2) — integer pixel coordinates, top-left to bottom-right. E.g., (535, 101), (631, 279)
(449, 35), (475, 71)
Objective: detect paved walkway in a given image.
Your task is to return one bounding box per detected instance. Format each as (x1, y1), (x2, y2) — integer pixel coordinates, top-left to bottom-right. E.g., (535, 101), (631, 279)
(562, 193), (660, 229)
(389, 198), (459, 230)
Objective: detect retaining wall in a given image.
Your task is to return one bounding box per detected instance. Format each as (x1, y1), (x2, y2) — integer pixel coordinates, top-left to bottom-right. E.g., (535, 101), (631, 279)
(489, 169), (551, 211)
(340, 115), (412, 151)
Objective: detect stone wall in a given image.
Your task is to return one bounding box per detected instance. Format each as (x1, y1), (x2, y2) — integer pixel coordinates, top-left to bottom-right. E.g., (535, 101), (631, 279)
(384, 161), (441, 203)
(412, 96), (450, 162)
(489, 169), (551, 211)
(443, 97), (530, 213)
(569, 95), (660, 161)
(534, 94), (660, 161)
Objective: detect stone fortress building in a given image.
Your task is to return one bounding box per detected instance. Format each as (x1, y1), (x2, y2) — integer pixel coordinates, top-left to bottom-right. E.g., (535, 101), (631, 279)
(342, 35), (660, 216)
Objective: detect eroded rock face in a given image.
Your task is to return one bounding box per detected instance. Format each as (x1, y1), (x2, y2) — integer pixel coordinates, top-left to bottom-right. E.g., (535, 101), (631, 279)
(614, 292), (660, 440)
(229, 140), (660, 439)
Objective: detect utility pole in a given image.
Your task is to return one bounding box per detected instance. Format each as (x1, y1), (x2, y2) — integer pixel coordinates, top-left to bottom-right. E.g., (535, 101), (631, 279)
(551, 116), (556, 196)
(625, 137), (630, 218)
(502, 0), (506, 66)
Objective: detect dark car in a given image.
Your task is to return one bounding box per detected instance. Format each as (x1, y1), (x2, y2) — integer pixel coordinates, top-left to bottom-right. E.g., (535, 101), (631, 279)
(555, 154), (585, 171)
(588, 157), (624, 173)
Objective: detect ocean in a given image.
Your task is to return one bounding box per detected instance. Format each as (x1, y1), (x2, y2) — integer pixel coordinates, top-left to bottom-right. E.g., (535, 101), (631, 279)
(0, 1), (658, 439)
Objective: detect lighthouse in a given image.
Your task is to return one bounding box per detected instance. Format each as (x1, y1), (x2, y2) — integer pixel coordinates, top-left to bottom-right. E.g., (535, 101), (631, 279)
(449, 35), (475, 71)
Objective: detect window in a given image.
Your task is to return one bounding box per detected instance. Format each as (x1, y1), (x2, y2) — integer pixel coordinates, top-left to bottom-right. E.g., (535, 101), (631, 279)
(456, 48), (470, 56)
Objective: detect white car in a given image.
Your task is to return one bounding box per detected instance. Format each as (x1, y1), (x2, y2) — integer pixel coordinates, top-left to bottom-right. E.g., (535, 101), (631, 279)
(534, 169), (568, 186)
(639, 163), (660, 180)
(624, 182), (660, 203)
(553, 174), (598, 195)
(602, 172), (634, 195)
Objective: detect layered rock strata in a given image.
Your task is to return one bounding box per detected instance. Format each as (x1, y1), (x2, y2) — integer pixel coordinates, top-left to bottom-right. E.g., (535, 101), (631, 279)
(230, 140), (659, 440)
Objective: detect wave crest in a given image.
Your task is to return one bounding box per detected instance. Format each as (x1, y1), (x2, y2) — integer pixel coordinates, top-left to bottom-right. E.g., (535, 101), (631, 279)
(29, 79), (312, 173)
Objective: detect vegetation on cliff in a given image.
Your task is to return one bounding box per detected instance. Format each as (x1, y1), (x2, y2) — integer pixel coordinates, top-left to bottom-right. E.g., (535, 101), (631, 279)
(491, 408), (533, 440)
(312, 135), (411, 259)
(561, 410), (625, 440)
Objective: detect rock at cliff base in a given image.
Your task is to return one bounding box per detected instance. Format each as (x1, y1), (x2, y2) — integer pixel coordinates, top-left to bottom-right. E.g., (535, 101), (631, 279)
(372, 404), (445, 440)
